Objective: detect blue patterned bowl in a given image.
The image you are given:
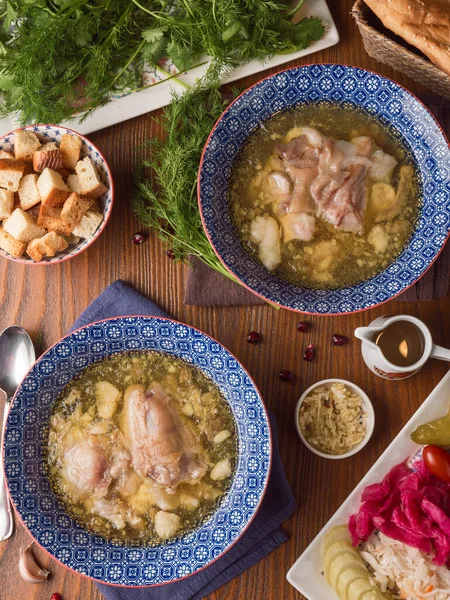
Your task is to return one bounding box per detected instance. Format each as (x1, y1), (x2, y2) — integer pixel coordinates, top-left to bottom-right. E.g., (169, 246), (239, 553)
(0, 124), (113, 264)
(4, 317), (271, 587)
(198, 64), (450, 314)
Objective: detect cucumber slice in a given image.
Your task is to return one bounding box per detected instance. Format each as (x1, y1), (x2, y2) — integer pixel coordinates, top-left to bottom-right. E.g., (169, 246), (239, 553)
(348, 578), (378, 600)
(324, 525), (351, 553)
(337, 569), (370, 600)
(327, 552), (365, 589)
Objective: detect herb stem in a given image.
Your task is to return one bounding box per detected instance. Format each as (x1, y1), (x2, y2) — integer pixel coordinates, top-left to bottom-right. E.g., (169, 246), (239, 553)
(129, 0), (164, 19)
(110, 40), (146, 89)
(155, 64), (190, 90)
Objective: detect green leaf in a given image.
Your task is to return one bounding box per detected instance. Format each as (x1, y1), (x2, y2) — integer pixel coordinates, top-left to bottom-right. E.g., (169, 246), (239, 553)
(142, 37), (168, 65)
(0, 71), (14, 91)
(3, 1), (17, 32)
(142, 27), (166, 44)
(292, 17), (325, 49)
(166, 41), (197, 72)
(222, 20), (242, 42)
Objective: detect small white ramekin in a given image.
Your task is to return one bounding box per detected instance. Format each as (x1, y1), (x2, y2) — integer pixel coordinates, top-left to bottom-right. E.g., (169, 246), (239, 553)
(295, 378), (375, 459)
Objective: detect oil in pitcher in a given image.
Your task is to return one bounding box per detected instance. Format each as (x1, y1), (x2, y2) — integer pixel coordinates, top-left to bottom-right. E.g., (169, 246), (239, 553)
(371, 320), (425, 367)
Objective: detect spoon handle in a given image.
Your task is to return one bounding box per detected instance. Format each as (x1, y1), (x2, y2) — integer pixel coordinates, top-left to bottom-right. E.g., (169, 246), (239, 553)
(0, 394), (14, 541)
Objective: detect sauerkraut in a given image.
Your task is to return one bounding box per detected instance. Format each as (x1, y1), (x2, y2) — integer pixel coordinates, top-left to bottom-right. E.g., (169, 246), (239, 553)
(360, 532), (450, 600)
(298, 383), (366, 455)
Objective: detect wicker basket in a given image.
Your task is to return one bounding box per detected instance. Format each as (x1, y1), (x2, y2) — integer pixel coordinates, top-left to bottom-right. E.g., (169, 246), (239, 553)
(352, 0), (450, 100)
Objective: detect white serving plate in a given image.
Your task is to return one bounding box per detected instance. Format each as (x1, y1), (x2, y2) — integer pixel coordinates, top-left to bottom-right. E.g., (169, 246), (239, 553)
(0, 0), (338, 136)
(287, 369), (450, 600)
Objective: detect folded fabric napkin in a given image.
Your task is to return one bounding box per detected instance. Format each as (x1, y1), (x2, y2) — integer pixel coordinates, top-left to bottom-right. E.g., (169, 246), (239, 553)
(70, 280), (296, 600)
(185, 97), (450, 307)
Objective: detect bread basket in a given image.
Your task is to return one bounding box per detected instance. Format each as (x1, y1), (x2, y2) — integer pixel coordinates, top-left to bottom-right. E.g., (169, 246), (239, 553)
(352, 0), (450, 100)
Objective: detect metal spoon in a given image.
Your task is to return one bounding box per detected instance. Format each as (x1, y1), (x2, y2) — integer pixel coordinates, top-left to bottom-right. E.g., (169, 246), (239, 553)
(0, 326), (35, 541)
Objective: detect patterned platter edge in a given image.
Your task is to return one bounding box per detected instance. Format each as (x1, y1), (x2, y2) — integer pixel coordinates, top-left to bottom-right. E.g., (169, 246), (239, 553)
(3, 316), (271, 586)
(199, 64), (450, 314)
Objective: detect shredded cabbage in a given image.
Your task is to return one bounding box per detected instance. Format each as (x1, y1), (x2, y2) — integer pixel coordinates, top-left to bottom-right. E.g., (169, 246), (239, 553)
(360, 532), (450, 600)
(298, 383), (366, 455)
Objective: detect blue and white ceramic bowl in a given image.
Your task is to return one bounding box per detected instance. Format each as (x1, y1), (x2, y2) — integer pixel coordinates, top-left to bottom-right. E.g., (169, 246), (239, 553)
(198, 64), (450, 314)
(0, 124), (113, 264)
(4, 316), (271, 587)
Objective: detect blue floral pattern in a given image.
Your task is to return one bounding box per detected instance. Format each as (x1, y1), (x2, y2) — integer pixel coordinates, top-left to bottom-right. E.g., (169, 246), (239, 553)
(4, 317), (271, 586)
(0, 124), (113, 264)
(199, 65), (450, 314)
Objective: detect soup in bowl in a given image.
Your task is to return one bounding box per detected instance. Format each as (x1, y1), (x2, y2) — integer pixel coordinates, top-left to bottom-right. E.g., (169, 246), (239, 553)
(4, 317), (271, 586)
(198, 65), (450, 314)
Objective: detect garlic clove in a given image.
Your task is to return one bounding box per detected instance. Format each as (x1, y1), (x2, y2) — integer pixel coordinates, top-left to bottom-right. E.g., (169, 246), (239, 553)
(19, 542), (50, 583)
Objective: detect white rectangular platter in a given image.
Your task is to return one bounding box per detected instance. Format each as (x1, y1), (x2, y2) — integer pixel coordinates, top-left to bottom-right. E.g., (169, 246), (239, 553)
(0, 0), (338, 136)
(287, 369), (450, 600)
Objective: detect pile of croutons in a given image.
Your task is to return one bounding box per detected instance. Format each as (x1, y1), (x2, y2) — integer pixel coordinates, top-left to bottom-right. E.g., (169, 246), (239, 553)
(0, 129), (108, 262)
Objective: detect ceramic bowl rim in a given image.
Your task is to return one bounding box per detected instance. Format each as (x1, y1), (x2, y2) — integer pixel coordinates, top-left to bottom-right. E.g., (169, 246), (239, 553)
(4, 315), (272, 587)
(197, 63), (450, 315)
(294, 378), (375, 459)
(0, 124), (114, 265)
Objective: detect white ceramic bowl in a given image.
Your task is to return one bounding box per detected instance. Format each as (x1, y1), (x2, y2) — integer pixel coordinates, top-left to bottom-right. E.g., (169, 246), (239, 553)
(0, 124), (114, 264)
(295, 378), (375, 459)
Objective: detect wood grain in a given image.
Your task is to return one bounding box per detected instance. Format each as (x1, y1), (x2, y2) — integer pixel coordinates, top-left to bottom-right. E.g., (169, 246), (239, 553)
(0, 1), (449, 599)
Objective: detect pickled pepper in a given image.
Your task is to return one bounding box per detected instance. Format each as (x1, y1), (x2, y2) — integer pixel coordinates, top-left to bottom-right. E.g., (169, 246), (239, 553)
(411, 408), (450, 446)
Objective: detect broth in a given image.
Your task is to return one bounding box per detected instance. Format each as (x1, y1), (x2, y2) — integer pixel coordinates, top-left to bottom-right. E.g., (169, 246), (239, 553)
(47, 351), (237, 545)
(372, 321), (425, 367)
(230, 104), (419, 289)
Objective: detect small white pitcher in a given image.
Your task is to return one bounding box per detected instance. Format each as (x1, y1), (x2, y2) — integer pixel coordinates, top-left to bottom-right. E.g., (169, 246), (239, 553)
(354, 315), (450, 380)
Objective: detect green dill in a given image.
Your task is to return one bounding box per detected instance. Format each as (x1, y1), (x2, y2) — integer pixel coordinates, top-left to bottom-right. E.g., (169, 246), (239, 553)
(133, 79), (236, 282)
(131, 4), (324, 298)
(0, 0), (324, 124)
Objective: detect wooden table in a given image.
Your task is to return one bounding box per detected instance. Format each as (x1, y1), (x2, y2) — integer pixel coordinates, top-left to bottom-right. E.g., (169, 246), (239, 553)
(1, 1), (449, 598)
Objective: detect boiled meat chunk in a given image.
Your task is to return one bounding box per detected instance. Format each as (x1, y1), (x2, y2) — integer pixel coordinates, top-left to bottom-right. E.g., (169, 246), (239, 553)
(323, 164), (368, 234)
(281, 213), (315, 242)
(250, 215), (281, 271)
(62, 438), (111, 499)
(375, 165), (413, 222)
(122, 383), (206, 491)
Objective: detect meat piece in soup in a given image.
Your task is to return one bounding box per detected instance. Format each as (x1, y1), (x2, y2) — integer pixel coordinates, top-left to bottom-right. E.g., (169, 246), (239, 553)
(47, 351), (237, 545)
(230, 105), (419, 289)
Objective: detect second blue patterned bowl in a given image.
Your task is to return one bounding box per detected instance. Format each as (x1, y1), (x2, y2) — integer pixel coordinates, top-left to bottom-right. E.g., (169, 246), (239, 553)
(3, 316), (271, 587)
(198, 64), (450, 314)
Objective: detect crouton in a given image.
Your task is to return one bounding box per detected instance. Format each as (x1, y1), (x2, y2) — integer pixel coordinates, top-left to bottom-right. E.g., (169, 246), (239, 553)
(0, 150), (14, 160)
(0, 189), (14, 220)
(0, 158), (26, 192)
(0, 227), (27, 258)
(37, 204), (72, 235)
(60, 134), (82, 170)
(3, 208), (46, 243)
(27, 204), (41, 218)
(72, 210), (103, 239)
(61, 193), (92, 231)
(39, 142), (58, 152)
(26, 231), (68, 261)
(67, 174), (83, 194)
(63, 233), (80, 245)
(37, 168), (70, 207)
(33, 147), (63, 172)
(14, 130), (41, 161)
(18, 174), (41, 210)
(26, 238), (45, 262)
(75, 157), (108, 198)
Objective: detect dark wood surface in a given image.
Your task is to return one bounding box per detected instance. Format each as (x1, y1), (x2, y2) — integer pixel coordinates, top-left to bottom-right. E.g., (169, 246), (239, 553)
(1, 1), (449, 598)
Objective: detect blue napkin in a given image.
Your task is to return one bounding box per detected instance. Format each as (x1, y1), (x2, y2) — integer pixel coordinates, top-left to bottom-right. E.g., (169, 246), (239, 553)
(70, 280), (296, 600)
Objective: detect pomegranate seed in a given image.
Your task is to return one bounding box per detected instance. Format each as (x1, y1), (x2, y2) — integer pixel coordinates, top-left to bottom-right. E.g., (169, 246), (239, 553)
(303, 344), (316, 361)
(247, 331), (261, 344)
(165, 249), (175, 259)
(279, 369), (293, 382)
(333, 334), (348, 346)
(297, 320), (309, 333)
(132, 232), (146, 245)
(51, 594), (62, 600)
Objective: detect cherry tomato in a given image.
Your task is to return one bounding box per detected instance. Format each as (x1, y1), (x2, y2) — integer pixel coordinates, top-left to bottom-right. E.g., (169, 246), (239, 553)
(423, 445), (450, 483)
